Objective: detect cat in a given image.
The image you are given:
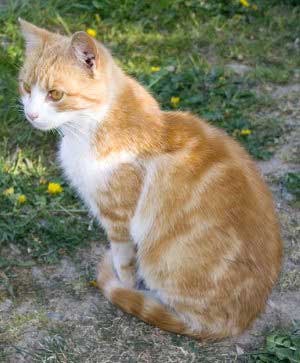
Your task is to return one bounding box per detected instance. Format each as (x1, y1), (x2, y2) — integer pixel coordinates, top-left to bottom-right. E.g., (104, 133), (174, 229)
(19, 19), (282, 340)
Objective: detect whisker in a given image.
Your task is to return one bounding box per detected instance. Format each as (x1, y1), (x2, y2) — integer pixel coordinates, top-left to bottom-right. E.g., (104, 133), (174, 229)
(54, 128), (64, 138)
(61, 124), (82, 142)
(63, 121), (90, 140)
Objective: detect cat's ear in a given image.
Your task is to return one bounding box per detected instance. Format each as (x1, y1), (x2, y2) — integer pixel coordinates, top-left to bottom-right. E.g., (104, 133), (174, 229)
(19, 18), (49, 53)
(71, 31), (99, 73)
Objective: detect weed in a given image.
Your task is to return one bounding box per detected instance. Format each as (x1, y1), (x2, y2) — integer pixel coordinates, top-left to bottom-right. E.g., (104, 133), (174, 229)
(283, 172), (300, 200)
(249, 327), (300, 363)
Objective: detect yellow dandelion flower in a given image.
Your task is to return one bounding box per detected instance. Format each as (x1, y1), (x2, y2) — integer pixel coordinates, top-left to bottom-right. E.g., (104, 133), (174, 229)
(3, 187), (14, 196)
(89, 280), (98, 288)
(240, 0), (250, 7)
(171, 96), (180, 107)
(47, 182), (63, 194)
(252, 4), (258, 10)
(18, 194), (27, 204)
(150, 66), (161, 73)
(240, 129), (252, 136)
(86, 28), (97, 37)
(3, 165), (10, 173)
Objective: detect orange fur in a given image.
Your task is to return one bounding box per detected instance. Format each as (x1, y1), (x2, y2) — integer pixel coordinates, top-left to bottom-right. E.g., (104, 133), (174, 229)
(20, 20), (282, 340)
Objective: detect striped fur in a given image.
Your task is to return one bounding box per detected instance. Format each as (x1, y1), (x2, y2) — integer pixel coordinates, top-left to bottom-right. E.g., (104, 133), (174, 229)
(19, 20), (282, 340)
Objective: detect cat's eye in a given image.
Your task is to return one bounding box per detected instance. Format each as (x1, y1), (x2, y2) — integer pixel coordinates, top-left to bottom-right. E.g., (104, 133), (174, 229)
(48, 90), (64, 102)
(23, 82), (31, 93)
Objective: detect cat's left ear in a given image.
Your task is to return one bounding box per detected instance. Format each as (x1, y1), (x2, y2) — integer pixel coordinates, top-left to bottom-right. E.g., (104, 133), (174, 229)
(19, 18), (50, 53)
(71, 31), (99, 73)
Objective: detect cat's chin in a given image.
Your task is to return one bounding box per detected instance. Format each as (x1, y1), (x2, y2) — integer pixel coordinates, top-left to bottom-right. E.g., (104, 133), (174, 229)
(27, 118), (60, 131)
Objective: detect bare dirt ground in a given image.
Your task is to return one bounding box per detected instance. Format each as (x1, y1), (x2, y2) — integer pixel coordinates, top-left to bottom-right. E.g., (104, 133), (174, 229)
(0, 83), (299, 363)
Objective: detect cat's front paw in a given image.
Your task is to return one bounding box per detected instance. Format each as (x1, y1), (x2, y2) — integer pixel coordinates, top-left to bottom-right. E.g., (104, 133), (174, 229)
(115, 263), (136, 288)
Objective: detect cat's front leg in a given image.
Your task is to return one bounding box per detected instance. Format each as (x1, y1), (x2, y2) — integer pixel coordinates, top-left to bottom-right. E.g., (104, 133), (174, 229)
(98, 164), (142, 288)
(102, 216), (136, 287)
(98, 207), (137, 287)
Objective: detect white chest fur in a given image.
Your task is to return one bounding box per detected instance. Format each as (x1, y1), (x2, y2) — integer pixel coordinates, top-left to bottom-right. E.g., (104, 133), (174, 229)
(58, 134), (136, 219)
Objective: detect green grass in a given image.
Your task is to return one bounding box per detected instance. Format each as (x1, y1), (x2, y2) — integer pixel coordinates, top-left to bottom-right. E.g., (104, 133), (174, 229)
(249, 326), (300, 363)
(0, 0), (298, 262)
(0, 146), (101, 264)
(15, 333), (78, 362)
(282, 172), (300, 201)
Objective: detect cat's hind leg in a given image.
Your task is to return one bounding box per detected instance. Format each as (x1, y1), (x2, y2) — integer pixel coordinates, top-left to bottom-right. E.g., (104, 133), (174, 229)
(97, 249), (186, 334)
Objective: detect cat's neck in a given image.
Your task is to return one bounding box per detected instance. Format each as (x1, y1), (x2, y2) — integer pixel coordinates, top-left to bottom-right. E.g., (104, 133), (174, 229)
(91, 76), (164, 158)
(59, 68), (164, 157)
(59, 61), (125, 145)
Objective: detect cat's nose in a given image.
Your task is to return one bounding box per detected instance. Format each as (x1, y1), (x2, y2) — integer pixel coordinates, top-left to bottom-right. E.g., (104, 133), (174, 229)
(27, 112), (39, 121)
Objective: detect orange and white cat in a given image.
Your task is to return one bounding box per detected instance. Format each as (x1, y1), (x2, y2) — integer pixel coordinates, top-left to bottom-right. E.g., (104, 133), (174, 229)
(19, 19), (282, 340)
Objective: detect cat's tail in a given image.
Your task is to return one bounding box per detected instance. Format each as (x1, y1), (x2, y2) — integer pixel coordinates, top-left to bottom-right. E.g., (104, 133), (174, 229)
(96, 251), (188, 335)
(96, 251), (216, 339)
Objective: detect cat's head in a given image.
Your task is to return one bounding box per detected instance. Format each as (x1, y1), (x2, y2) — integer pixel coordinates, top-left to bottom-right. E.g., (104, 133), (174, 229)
(19, 19), (114, 131)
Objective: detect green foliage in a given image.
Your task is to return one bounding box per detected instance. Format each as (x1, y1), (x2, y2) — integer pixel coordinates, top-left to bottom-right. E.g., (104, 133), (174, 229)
(268, 0), (300, 5)
(283, 172), (300, 200)
(89, 0), (258, 21)
(30, 334), (76, 362)
(250, 329), (300, 363)
(0, 149), (102, 263)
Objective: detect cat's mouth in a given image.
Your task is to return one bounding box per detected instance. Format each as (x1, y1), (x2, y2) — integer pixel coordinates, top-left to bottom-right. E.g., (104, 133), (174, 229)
(25, 115), (55, 131)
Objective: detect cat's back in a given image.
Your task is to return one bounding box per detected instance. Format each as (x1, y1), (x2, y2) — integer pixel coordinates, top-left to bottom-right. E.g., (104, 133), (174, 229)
(163, 110), (256, 171)
(161, 110), (280, 233)
(148, 110), (282, 264)
(162, 110), (273, 203)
